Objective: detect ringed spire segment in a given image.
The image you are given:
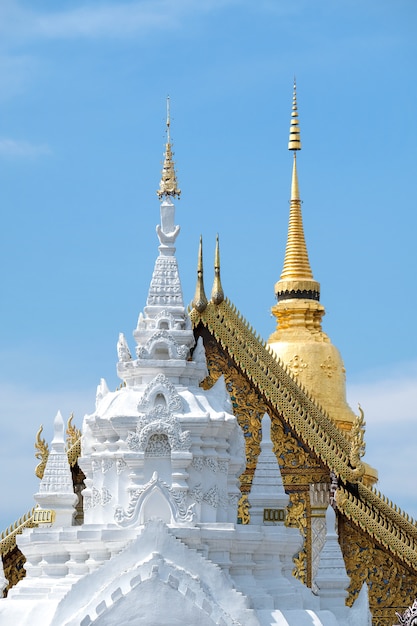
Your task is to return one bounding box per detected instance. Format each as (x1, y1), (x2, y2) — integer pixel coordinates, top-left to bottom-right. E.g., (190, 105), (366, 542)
(288, 79), (301, 151)
(157, 96), (181, 200)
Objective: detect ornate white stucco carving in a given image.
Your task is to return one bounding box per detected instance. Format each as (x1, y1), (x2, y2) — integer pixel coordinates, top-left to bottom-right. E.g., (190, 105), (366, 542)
(117, 332), (132, 362)
(137, 373), (183, 413)
(126, 406), (191, 453)
(114, 471), (194, 526)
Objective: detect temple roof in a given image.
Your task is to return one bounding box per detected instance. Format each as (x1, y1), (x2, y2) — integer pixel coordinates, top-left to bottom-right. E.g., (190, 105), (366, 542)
(190, 295), (417, 572)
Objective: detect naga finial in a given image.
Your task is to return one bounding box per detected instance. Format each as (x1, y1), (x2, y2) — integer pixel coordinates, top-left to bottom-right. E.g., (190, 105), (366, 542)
(66, 413), (81, 450)
(34, 424), (49, 480)
(350, 405), (366, 470)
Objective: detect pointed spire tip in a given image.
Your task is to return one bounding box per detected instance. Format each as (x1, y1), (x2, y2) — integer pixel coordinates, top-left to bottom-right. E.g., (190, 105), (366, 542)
(288, 79), (301, 151)
(211, 234), (224, 305)
(193, 236), (208, 312)
(157, 97), (181, 200)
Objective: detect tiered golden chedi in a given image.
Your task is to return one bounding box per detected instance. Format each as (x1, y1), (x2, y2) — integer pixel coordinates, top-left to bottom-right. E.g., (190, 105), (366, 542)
(269, 83), (365, 437)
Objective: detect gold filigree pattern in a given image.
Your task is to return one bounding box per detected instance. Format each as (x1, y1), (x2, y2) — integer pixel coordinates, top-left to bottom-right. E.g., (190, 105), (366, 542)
(191, 297), (417, 616)
(2, 545), (26, 596)
(286, 492), (308, 584)
(336, 484), (417, 570)
(287, 354), (308, 377)
(199, 329), (321, 586)
(320, 355), (336, 378)
(191, 300), (358, 483)
(0, 508), (36, 557)
(339, 516), (417, 625)
(237, 494), (250, 525)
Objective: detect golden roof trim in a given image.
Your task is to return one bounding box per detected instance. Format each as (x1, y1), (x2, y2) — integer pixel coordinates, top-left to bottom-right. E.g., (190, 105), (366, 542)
(0, 507), (37, 556)
(190, 298), (357, 479)
(337, 484), (417, 569)
(190, 297), (417, 570)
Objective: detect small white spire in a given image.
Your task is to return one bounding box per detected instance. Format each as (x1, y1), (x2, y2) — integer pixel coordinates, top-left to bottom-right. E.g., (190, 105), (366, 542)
(117, 332), (132, 362)
(315, 504), (350, 617)
(248, 413), (289, 524)
(34, 411), (78, 527)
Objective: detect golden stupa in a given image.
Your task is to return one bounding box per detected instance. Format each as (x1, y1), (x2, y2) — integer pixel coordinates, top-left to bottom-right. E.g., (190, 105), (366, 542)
(269, 81), (360, 434)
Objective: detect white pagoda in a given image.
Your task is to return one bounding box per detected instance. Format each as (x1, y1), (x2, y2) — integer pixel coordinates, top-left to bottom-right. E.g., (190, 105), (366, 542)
(0, 102), (371, 626)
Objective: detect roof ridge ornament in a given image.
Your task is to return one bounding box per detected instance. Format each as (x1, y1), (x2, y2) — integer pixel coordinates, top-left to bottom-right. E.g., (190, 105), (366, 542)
(157, 96), (181, 200)
(193, 236), (208, 312)
(211, 234), (224, 305)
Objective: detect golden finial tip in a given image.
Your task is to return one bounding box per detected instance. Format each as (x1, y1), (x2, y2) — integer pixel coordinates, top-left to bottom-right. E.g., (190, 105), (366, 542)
(288, 80), (301, 151)
(166, 96), (171, 129)
(193, 236), (208, 312)
(211, 233), (224, 305)
(157, 97), (181, 200)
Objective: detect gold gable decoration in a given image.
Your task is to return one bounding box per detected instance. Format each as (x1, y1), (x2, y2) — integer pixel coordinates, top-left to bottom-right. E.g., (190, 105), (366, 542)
(191, 296), (417, 619)
(197, 317), (329, 587)
(336, 482), (417, 570)
(190, 299), (359, 483)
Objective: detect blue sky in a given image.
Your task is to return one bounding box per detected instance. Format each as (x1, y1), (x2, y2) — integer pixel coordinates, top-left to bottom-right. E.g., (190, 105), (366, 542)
(0, 0), (416, 530)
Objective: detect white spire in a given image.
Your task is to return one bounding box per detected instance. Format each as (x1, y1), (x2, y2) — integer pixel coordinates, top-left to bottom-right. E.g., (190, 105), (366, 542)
(248, 413), (289, 524)
(315, 504), (350, 617)
(116, 110), (204, 388)
(34, 411), (78, 526)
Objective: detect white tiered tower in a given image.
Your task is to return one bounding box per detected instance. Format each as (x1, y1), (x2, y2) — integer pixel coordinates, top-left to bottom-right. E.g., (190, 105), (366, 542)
(0, 102), (371, 626)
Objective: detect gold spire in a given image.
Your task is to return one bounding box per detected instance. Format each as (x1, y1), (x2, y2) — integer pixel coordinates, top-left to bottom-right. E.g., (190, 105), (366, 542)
(157, 97), (181, 200)
(192, 236), (208, 312)
(275, 82), (320, 302)
(211, 234), (224, 305)
(268, 81), (363, 440)
(288, 79), (301, 151)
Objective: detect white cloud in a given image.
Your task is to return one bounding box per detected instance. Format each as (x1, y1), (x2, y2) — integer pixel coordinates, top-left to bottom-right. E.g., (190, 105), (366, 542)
(347, 360), (417, 521)
(0, 138), (52, 158)
(0, 0), (235, 42)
